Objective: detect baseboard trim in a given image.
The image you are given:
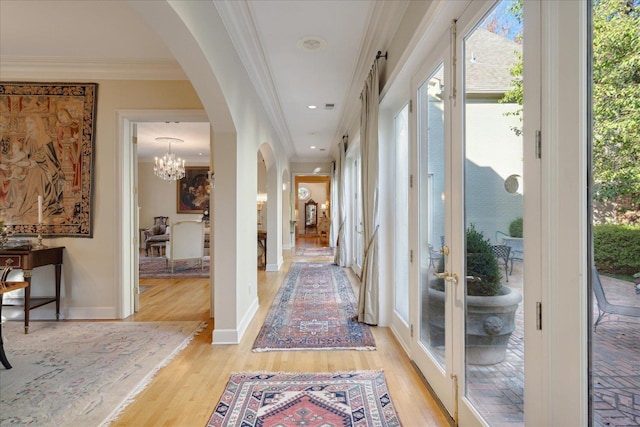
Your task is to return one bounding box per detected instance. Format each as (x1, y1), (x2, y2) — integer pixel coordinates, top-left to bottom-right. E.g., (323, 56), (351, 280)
(212, 297), (259, 345)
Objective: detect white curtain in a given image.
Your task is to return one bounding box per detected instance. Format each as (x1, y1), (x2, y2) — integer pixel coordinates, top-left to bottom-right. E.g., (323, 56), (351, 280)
(357, 60), (379, 325)
(333, 138), (348, 266)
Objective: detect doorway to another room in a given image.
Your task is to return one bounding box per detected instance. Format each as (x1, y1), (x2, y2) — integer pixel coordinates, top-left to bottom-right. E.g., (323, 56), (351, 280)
(294, 175), (332, 248)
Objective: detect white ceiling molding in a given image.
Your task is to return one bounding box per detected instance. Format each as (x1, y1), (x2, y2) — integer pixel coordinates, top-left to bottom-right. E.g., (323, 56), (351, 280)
(0, 57), (187, 81)
(213, 0), (296, 160)
(331, 1), (410, 152)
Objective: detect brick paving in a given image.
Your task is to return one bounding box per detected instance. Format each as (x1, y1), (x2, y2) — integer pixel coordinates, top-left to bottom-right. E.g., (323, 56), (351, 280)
(465, 266), (640, 426)
(592, 275), (640, 427)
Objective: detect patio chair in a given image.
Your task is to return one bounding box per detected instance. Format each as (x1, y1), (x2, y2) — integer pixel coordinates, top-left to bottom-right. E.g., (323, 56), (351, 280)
(428, 244), (443, 268)
(592, 266), (640, 331)
(496, 231), (523, 275)
(492, 245), (512, 282)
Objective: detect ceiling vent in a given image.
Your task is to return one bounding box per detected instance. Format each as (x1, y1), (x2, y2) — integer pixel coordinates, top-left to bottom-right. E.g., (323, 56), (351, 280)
(297, 36), (327, 51)
(324, 103), (335, 110)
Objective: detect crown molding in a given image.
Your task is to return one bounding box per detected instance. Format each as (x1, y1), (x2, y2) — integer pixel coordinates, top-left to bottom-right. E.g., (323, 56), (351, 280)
(214, 0), (296, 159)
(0, 56), (187, 81)
(332, 0), (410, 149)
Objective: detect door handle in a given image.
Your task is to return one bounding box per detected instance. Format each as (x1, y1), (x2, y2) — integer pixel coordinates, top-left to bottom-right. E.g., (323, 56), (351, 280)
(435, 271), (458, 284)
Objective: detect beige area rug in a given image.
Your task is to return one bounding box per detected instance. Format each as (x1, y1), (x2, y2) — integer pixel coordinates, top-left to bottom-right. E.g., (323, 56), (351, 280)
(0, 320), (206, 426)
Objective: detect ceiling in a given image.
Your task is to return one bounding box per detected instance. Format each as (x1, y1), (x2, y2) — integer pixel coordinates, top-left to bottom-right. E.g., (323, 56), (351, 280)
(0, 0), (407, 163)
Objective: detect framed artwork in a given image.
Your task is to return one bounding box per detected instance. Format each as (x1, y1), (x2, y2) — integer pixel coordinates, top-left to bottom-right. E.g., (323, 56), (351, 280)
(0, 82), (98, 237)
(177, 166), (210, 214)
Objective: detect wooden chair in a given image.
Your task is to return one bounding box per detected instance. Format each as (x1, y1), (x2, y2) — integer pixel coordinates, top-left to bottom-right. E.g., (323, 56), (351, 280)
(592, 266), (640, 331)
(165, 221), (205, 273)
(1, 266), (28, 369)
(143, 216), (170, 255)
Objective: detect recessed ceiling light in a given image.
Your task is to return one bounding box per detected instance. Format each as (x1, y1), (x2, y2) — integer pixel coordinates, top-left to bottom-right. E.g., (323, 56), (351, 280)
(310, 146), (317, 149)
(307, 105), (317, 110)
(297, 36), (327, 51)
(313, 167), (322, 173)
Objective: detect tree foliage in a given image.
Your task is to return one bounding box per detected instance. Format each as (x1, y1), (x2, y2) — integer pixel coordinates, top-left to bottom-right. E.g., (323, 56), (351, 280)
(592, 0), (640, 205)
(500, 0), (640, 207)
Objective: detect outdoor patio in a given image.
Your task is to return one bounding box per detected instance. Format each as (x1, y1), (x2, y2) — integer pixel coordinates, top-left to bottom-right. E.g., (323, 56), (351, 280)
(466, 263), (640, 426)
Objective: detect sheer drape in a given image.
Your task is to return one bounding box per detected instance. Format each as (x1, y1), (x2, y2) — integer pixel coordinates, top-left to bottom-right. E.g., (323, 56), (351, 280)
(356, 60), (379, 325)
(333, 138), (348, 266)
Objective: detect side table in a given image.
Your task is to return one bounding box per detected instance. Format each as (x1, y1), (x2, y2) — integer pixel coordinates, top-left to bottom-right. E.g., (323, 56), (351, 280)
(0, 246), (65, 334)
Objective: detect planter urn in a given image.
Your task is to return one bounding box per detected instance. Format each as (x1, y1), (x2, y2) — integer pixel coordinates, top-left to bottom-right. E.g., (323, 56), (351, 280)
(427, 284), (522, 365)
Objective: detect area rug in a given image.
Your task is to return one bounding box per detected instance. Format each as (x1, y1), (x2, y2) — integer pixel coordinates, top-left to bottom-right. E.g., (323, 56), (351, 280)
(252, 262), (375, 351)
(0, 320), (206, 426)
(206, 371), (402, 426)
(294, 246), (335, 257)
(139, 255), (210, 279)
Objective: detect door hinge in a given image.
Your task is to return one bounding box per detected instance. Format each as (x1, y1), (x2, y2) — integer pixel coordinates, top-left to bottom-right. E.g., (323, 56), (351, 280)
(409, 99), (413, 113)
(410, 249), (413, 263)
(410, 324), (414, 338)
(535, 130), (542, 159)
(536, 302), (542, 330)
(409, 174), (413, 188)
(132, 136), (138, 144)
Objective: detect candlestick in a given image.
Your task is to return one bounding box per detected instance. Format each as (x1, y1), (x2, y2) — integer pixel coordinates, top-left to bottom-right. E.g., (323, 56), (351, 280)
(37, 195), (43, 224)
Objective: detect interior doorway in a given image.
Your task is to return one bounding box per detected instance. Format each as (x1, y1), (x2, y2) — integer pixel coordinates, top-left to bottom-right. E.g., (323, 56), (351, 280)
(117, 110), (212, 319)
(294, 175), (332, 247)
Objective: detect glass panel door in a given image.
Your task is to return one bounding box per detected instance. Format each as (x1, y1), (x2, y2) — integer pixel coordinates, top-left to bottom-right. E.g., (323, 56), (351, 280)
(590, 1), (640, 425)
(351, 155), (363, 276)
(395, 105), (410, 323)
(418, 64), (447, 370)
(412, 58), (456, 417)
(462, 1), (525, 424)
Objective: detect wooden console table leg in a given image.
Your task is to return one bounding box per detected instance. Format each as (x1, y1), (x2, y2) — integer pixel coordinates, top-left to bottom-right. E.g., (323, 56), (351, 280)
(23, 270), (32, 334)
(55, 263), (61, 320)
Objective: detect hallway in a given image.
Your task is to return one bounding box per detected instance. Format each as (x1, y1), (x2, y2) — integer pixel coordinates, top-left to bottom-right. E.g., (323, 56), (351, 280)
(115, 240), (450, 426)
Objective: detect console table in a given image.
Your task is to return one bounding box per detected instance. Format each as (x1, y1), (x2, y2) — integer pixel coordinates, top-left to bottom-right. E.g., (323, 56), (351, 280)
(0, 246), (64, 334)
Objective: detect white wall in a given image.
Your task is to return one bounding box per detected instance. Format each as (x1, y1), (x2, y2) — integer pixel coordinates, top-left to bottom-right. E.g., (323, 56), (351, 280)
(2, 79), (204, 319)
(138, 162), (207, 229)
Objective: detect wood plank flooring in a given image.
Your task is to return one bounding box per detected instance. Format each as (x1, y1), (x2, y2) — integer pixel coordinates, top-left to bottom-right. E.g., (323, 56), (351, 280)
(113, 240), (450, 426)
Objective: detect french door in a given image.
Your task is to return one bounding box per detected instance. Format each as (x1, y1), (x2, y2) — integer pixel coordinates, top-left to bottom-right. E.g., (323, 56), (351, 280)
(410, 1), (533, 425)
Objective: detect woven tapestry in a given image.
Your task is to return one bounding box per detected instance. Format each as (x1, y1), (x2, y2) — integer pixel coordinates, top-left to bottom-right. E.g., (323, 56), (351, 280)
(0, 82), (97, 237)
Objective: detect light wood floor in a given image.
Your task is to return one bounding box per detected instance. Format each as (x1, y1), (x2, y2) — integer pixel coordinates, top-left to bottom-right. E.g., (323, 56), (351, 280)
(112, 239), (451, 426)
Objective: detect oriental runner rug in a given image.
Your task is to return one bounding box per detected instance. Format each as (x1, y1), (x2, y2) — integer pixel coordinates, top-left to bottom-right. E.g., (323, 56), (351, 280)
(294, 246), (335, 257)
(139, 255), (210, 278)
(0, 320), (206, 426)
(206, 371), (402, 427)
(252, 262), (375, 351)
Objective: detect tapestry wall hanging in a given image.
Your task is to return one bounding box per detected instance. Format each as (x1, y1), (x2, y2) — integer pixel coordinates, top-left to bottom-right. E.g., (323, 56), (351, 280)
(0, 82), (97, 237)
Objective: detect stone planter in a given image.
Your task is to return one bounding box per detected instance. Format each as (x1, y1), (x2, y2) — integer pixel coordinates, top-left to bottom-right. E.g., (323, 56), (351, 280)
(427, 284), (522, 365)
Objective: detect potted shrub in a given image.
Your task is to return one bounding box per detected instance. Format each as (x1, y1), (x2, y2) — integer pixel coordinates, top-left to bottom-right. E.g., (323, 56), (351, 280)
(427, 224), (522, 365)
(509, 216), (523, 238)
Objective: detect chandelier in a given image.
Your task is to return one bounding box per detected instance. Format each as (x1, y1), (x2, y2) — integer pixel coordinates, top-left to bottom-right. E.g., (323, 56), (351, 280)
(154, 137), (186, 182)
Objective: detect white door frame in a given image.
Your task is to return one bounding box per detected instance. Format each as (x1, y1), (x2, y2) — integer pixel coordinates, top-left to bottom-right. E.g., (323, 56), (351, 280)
(115, 109), (211, 319)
